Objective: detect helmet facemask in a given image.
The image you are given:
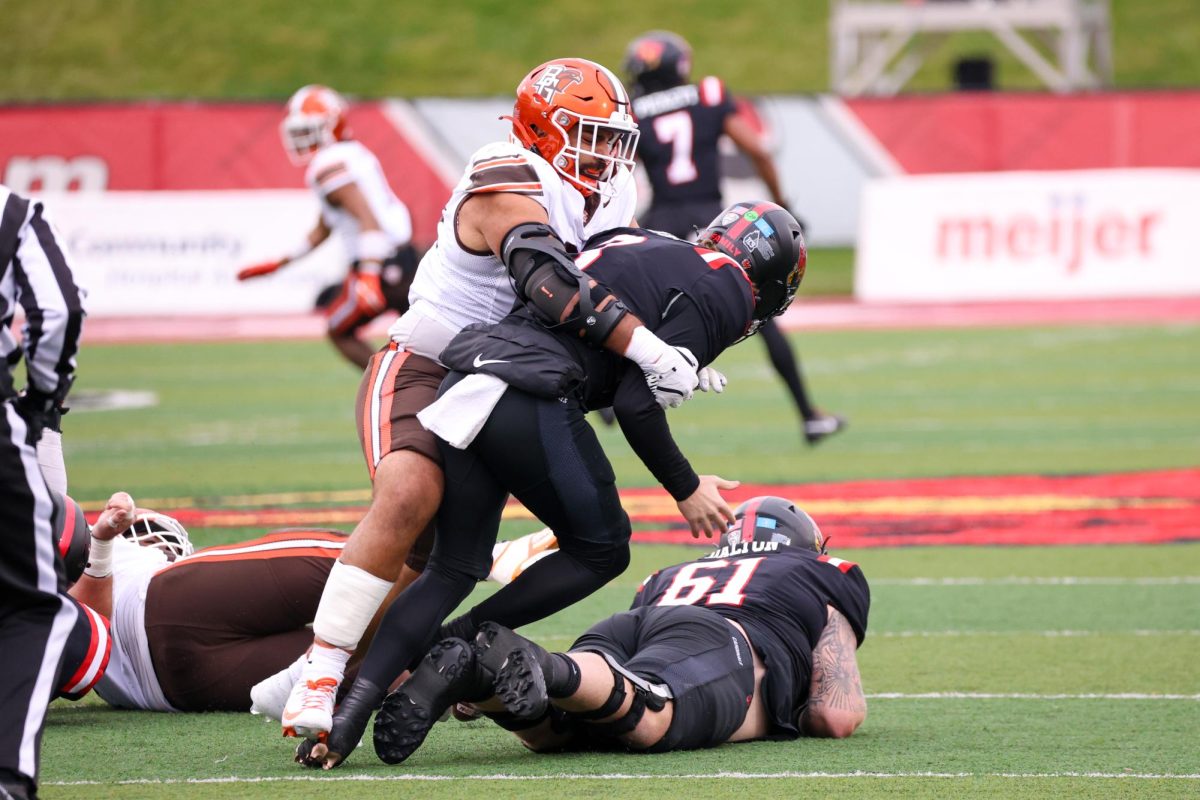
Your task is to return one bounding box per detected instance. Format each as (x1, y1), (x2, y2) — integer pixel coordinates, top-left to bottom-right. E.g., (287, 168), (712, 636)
(509, 58), (640, 199)
(280, 115), (337, 165)
(280, 85), (348, 166)
(698, 201), (806, 341)
(547, 108), (639, 198)
(123, 511), (194, 562)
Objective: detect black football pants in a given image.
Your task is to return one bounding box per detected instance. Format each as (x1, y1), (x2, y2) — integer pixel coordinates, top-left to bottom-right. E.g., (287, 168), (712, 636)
(358, 383), (631, 689)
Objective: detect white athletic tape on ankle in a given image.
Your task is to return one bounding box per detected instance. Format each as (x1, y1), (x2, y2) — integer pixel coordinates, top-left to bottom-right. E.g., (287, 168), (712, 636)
(312, 560), (393, 650)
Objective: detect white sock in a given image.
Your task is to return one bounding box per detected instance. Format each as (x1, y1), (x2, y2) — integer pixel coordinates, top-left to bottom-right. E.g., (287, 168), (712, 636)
(302, 641), (351, 683)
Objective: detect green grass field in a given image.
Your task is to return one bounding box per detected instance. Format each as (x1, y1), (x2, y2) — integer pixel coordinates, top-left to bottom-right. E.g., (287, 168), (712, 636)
(61, 320), (1200, 499)
(10, 1), (1200, 795)
(38, 319), (1200, 798)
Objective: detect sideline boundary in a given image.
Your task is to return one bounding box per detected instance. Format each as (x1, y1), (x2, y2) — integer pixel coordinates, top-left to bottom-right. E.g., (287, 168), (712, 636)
(45, 771), (1200, 786)
(79, 296), (1200, 344)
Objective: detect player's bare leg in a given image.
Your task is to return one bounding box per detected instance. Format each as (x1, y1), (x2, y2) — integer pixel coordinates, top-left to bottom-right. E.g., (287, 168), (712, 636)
(280, 450), (442, 745)
(251, 563), (422, 722)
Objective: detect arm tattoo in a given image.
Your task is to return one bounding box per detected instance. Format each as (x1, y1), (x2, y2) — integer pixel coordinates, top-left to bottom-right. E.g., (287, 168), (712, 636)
(804, 606), (866, 716)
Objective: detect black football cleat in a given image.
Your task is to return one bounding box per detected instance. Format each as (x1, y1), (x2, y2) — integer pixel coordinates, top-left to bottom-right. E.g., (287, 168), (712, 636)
(804, 413), (847, 445)
(473, 621), (549, 720)
(294, 678), (385, 770)
(373, 638), (477, 765)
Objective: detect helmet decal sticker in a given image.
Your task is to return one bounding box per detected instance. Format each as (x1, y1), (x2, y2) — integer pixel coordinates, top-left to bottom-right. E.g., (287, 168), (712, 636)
(533, 65), (584, 104)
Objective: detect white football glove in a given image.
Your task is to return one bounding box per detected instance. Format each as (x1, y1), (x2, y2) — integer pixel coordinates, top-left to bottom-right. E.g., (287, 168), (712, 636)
(624, 327), (700, 410)
(648, 346), (699, 409)
(697, 366), (728, 394)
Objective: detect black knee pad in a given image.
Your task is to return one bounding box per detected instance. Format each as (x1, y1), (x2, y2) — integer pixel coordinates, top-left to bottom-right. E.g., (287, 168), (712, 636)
(586, 691), (648, 738)
(576, 660), (627, 721)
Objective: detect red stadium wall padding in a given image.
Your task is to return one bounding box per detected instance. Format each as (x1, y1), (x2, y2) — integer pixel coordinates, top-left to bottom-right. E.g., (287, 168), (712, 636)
(0, 103), (451, 245)
(843, 91), (1200, 173)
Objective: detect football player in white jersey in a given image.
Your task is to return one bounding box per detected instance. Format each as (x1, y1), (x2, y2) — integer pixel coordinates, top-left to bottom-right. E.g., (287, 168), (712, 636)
(235, 85), (420, 369)
(52, 492), (571, 717)
(58, 491), (402, 715)
(269, 58), (728, 747)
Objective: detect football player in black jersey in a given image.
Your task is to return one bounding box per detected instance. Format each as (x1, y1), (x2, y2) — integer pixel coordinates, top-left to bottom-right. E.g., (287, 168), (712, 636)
(379, 495), (868, 760)
(623, 30), (847, 446)
(296, 201), (809, 769)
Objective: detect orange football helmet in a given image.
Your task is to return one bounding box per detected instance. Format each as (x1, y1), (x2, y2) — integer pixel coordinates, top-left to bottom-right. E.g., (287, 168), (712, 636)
(507, 58), (639, 198)
(280, 84), (350, 165)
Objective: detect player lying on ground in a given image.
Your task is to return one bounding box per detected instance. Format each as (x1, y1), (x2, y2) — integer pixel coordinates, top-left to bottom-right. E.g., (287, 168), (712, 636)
(363, 495), (869, 764)
(52, 490), (407, 713)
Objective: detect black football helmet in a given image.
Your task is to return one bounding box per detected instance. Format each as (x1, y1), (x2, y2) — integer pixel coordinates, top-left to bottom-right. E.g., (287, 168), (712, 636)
(52, 490), (91, 586)
(721, 496), (826, 554)
(623, 30), (692, 95)
(699, 201), (807, 337)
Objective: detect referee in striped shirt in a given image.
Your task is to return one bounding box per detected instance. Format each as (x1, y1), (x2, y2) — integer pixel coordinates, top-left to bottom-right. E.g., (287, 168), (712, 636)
(0, 185), (86, 800)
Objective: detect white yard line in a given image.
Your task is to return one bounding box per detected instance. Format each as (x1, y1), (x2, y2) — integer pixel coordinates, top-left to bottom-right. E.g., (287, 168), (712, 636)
(877, 629), (1198, 637)
(46, 771), (1200, 786)
(867, 692), (1200, 700)
(873, 576), (1200, 586)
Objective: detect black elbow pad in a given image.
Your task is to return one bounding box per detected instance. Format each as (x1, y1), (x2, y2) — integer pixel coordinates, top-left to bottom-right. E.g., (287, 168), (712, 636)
(500, 222), (628, 346)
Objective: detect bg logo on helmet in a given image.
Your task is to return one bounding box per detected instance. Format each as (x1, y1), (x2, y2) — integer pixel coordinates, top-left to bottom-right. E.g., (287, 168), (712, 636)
(533, 65), (584, 103)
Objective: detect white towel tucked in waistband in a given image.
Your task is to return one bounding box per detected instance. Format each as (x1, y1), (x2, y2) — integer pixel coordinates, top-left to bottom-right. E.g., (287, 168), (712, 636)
(417, 373), (509, 449)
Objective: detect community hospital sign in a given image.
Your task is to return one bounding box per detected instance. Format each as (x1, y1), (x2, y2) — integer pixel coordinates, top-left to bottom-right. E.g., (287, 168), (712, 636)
(855, 170), (1200, 302)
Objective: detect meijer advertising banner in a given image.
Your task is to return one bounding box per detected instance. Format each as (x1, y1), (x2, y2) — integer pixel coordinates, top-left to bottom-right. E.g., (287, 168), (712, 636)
(856, 170), (1200, 302)
(40, 191), (346, 316)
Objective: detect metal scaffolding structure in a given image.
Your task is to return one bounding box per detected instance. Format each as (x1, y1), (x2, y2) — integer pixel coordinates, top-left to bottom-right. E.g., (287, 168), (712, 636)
(830, 0), (1113, 95)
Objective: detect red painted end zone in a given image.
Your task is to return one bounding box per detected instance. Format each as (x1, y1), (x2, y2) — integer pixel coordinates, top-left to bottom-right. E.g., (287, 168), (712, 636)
(624, 468), (1200, 547)
(109, 468), (1200, 549)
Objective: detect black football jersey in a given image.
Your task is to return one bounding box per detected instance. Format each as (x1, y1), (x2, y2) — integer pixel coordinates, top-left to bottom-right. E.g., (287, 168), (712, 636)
(632, 77), (737, 207)
(578, 227), (754, 367)
(632, 543), (871, 737)
(496, 227), (754, 499)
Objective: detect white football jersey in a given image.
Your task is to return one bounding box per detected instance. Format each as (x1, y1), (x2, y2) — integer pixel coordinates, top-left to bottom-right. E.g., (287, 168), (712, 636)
(394, 141), (637, 361)
(92, 538), (177, 711)
(305, 140), (413, 261)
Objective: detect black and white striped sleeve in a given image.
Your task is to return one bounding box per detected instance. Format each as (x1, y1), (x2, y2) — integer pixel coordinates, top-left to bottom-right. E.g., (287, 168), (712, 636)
(0, 187), (87, 402)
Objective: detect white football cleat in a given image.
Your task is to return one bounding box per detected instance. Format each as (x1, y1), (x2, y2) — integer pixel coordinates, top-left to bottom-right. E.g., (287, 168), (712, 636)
(488, 528), (559, 586)
(250, 655), (305, 721)
(280, 675), (340, 741)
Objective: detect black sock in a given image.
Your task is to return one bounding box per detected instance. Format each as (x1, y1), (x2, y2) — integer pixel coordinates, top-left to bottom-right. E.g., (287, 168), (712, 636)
(438, 613), (477, 643)
(760, 318), (816, 420)
(358, 570), (474, 691)
(544, 652), (582, 698)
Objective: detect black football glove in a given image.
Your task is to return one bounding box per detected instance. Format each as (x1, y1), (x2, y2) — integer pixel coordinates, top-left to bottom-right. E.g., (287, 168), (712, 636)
(13, 387), (59, 447)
